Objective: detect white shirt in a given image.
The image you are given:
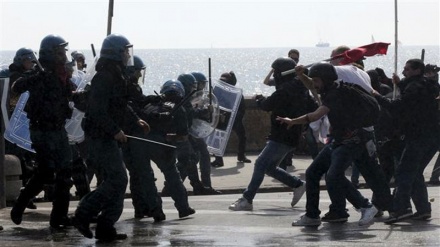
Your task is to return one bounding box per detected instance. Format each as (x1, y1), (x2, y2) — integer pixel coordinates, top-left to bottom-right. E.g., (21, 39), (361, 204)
(335, 65), (372, 92)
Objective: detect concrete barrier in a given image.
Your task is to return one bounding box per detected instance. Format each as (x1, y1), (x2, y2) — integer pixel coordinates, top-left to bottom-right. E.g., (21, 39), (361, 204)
(4, 154), (22, 202)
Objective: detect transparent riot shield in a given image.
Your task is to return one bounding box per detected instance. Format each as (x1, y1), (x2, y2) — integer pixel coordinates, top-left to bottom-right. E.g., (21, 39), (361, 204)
(4, 90), (34, 152)
(65, 56), (99, 144)
(189, 90), (220, 138)
(204, 79), (243, 156)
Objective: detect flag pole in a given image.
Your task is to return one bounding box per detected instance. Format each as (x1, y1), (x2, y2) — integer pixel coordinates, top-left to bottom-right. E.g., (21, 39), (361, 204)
(393, 0), (398, 99)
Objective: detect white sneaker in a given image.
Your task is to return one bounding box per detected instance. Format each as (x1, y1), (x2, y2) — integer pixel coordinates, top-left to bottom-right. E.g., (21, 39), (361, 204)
(229, 197), (253, 211)
(359, 205), (378, 226)
(292, 215), (321, 227)
(291, 182), (306, 207)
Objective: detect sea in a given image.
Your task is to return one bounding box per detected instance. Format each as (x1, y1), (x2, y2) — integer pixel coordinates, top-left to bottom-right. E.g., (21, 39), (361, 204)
(1, 46), (438, 97)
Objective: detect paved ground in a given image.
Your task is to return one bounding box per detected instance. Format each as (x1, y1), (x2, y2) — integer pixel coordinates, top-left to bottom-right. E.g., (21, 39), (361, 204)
(1, 152), (439, 246)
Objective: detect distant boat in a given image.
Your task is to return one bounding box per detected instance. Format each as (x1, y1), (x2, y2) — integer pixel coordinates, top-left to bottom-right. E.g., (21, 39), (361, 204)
(316, 41), (330, 47)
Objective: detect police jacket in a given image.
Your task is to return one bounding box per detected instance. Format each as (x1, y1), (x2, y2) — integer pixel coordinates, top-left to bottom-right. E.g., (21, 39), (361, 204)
(375, 75), (440, 140)
(256, 79), (318, 146)
(82, 58), (138, 139)
(123, 78), (161, 135)
(12, 67), (73, 131)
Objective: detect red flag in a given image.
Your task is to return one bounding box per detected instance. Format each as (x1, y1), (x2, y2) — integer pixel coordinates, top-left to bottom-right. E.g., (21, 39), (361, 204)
(332, 42), (391, 65)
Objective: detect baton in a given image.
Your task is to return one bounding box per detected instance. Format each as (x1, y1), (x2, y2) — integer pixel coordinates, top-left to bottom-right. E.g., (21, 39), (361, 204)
(126, 135), (176, 148)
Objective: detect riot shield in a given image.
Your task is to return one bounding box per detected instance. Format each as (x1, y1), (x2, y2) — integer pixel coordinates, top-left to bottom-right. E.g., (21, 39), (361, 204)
(65, 56), (98, 144)
(189, 90), (220, 138)
(204, 79), (242, 156)
(4, 91), (34, 152)
(4, 56), (99, 151)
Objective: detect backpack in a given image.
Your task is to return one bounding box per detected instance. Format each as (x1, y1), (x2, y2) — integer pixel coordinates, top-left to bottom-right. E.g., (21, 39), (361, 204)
(338, 81), (381, 129)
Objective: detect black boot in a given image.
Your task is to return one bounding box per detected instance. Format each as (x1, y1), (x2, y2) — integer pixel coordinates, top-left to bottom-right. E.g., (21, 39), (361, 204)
(95, 222), (127, 242)
(50, 216), (73, 229)
(201, 187), (222, 195)
(178, 207), (196, 218)
(211, 158), (224, 167)
(72, 215), (93, 239)
(150, 207), (166, 222)
(237, 155), (251, 163)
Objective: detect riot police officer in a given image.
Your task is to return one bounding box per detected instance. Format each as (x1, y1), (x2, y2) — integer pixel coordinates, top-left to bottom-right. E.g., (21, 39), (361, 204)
(72, 34), (149, 242)
(10, 34), (74, 229)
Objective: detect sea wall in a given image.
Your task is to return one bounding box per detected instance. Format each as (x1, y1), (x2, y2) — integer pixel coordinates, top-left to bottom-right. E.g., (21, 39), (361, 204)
(224, 97), (270, 154)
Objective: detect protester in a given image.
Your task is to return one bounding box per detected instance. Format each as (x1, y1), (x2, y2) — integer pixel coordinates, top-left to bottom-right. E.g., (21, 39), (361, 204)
(278, 63), (380, 226)
(425, 64), (440, 186)
(72, 34), (149, 242)
(374, 59), (440, 223)
(71, 50), (87, 72)
(10, 34), (74, 229)
(229, 57), (316, 211)
(211, 71), (251, 167)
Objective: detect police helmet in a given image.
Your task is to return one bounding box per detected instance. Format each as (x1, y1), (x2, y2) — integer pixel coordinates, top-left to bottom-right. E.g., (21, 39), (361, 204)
(13, 47), (36, 66)
(177, 73), (198, 96)
(160, 79), (185, 98)
(100, 34), (134, 65)
(308, 62), (338, 82)
(133, 55), (146, 70)
(39, 34), (68, 63)
(191, 72), (208, 90)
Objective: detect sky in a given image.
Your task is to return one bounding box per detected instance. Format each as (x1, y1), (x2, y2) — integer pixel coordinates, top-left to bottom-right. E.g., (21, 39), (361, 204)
(0, 0), (439, 51)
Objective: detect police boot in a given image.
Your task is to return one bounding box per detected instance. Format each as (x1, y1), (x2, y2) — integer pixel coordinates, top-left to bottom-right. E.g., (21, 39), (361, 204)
(72, 214), (93, 239)
(150, 207), (166, 222)
(237, 154), (251, 163)
(11, 180), (43, 225)
(11, 197), (28, 225)
(50, 168), (73, 229)
(95, 220), (127, 242)
(191, 181), (207, 195)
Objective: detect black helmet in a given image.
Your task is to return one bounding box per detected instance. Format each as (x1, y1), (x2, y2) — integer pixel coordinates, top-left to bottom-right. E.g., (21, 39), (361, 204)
(191, 71), (208, 90)
(100, 34), (133, 65)
(160, 79), (185, 98)
(177, 73), (198, 96)
(133, 55), (146, 70)
(126, 55), (146, 84)
(271, 57), (296, 84)
(39, 34), (68, 63)
(13, 47), (36, 66)
(308, 62), (338, 82)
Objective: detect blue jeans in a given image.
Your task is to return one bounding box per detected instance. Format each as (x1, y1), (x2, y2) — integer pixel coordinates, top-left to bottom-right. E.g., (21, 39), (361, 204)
(75, 138), (128, 226)
(393, 133), (439, 214)
(243, 141), (303, 202)
(305, 142), (370, 218)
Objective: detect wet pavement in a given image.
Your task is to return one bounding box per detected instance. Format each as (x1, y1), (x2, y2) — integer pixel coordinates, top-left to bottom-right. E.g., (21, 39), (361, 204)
(1, 153), (440, 246)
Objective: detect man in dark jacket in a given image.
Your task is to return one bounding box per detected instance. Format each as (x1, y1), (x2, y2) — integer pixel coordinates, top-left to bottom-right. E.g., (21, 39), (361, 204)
(228, 57), (316, 211)
(73, 34), (149, 242)
(375, 59), (440, 223)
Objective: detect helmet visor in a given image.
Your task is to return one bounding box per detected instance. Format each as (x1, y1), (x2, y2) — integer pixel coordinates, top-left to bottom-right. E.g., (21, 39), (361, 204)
(124, 45), (134, 66)
(137, 68), (146, 86)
